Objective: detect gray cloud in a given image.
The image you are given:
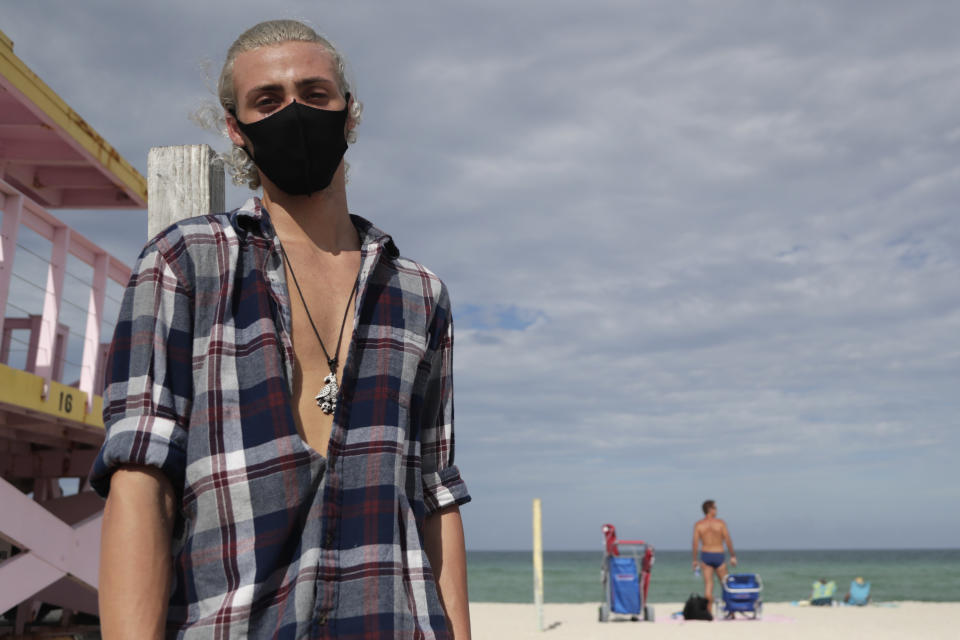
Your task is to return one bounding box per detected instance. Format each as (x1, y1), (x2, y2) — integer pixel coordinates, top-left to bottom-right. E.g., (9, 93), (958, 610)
(4, 0), (958, 549)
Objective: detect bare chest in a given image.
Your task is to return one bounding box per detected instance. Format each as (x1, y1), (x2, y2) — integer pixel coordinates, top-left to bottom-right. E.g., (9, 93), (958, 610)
(284, 251), (361, 457)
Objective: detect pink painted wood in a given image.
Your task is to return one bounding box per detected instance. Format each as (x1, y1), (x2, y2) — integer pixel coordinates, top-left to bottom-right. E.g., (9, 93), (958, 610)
(0, 191), (23, 340)
(0, 477), (102, 609)
(0, 39), (146, 629)
(0, 177), (133, 625)
(0, 448), (98, 478)
(0, 177), (131, 392)
(0, 315), (68, 379)
(0, 553), (63, 618)
(33, 577), (99, 618)
(80, 251), (108, 409)
(35, 225), (69, 385)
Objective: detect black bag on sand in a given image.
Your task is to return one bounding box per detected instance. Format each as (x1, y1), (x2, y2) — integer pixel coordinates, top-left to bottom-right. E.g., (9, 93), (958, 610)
(683, 593), (713, 620)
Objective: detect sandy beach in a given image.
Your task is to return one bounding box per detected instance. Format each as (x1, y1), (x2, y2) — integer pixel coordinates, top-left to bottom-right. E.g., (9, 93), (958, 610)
(471, 601), (956, 639)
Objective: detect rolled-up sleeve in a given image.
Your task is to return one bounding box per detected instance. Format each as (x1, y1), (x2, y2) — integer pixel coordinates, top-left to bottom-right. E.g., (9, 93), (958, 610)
(89, 241), (193, 497)
(420, 285), (470, 515)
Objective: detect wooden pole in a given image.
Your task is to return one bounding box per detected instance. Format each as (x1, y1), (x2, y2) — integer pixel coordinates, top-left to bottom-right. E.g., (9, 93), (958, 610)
(532, 498), (544, 631)
(147, 144), (225, 239)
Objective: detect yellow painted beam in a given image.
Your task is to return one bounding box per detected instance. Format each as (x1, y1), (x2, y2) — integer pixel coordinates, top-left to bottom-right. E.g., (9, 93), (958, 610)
(0, 363), (103, 429)
(0, 28), (147, 207)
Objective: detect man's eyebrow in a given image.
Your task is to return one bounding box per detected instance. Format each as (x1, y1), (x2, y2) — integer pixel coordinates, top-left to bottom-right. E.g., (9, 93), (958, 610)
(244, 78), (336, 101)
(294, 77), (335, 89)
(245, 83), (284, 100)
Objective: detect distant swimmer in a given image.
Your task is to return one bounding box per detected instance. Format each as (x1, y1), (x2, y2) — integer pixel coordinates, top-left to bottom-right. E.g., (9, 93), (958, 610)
(692, 499), (738, 603)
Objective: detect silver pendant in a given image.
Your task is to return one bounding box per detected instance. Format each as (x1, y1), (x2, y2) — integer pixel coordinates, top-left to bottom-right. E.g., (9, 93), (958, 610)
(316, 372), (339, 415)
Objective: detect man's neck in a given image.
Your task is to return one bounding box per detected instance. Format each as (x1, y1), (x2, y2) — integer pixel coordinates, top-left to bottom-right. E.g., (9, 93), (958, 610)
(261, 170), (359, 255)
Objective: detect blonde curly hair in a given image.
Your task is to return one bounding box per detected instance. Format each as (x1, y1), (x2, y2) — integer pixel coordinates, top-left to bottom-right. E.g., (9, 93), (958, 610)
(216, 19), (363, 190)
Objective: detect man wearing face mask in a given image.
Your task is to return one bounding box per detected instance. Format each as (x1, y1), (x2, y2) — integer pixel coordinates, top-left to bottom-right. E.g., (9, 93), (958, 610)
(91, 20), (471, 639)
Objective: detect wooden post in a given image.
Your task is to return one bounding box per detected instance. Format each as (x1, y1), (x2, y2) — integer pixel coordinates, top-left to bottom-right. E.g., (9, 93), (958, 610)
(532, 498), (544, 631)
(147, 144), (225, 239)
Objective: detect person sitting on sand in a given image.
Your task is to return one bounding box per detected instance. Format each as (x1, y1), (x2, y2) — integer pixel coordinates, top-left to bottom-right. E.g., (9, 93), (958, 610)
(692, 499), (738, 604)
(811, 578), (837, 606)
(844, 577), (872, 605)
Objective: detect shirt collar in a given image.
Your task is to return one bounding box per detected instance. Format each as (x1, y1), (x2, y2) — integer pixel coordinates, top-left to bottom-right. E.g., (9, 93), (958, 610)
(231, 196), (399, 258)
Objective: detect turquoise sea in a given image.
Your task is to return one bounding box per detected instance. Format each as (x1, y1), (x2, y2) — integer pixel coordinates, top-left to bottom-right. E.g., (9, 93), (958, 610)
(467, 549), (960, 603)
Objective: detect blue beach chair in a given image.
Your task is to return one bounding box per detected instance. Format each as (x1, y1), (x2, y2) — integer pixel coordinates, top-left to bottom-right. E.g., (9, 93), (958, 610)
(716, 573), (763, 620)
(845, 578), (871, 606)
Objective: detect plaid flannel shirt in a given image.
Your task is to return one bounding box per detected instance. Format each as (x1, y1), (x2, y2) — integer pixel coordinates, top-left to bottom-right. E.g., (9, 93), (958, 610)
(90, 198), (470, 639)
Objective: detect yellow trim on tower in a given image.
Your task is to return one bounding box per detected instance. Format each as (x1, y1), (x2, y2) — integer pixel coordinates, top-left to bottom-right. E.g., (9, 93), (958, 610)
(0, 363), (104, 429)
(0, 28), (147, 206)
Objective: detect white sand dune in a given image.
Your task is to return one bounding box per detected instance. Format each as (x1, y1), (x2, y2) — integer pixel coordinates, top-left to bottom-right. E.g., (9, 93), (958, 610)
(471, 601), (956, 640)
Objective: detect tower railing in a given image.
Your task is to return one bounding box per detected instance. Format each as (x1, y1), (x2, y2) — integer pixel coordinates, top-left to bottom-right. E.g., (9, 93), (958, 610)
(1, 144), (223, 634)
(0, 178), (131, 632)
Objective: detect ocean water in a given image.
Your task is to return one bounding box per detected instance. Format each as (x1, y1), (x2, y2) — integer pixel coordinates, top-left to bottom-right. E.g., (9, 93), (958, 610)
(467, 549), (960, 603)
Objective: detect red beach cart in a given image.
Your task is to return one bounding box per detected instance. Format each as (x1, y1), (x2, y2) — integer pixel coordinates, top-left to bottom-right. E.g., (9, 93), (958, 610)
(599, 524), (655, 622)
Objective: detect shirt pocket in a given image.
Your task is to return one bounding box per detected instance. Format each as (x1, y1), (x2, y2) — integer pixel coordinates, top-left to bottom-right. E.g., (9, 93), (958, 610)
(357, 325), (427, 410)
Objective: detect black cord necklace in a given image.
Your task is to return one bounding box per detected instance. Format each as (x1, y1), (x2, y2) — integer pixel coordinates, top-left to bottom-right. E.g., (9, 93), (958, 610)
(279, 242), (358, 415)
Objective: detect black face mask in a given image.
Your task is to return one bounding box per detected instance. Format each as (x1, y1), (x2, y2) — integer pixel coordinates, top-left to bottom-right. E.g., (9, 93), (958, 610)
(235, 96), (350, 195)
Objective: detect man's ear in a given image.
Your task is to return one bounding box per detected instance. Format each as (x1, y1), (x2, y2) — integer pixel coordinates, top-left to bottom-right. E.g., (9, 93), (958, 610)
(225, 111), (247, 148)
(346, 95), (357, 133)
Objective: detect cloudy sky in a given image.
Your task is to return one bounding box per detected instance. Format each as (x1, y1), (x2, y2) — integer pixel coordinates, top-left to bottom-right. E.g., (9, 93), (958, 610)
(4, 1), (959, 550)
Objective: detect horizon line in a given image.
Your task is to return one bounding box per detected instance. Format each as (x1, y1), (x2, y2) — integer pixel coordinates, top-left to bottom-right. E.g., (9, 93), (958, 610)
(466, 546), (960, 553)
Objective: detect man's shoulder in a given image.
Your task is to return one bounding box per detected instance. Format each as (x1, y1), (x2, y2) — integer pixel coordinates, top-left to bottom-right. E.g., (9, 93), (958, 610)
(147, 212), (236, 250)
(695, 516), (725, 529)
(349, 214), (444, 301)
(142, 211), (248, 262)
(387, 254), (449, 305)
(135, 211), (241, 287)
(393, 255), (443, 285)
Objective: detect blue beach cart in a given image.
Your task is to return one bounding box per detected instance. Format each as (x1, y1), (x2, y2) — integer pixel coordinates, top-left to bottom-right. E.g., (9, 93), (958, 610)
(598, 524), (655, 622)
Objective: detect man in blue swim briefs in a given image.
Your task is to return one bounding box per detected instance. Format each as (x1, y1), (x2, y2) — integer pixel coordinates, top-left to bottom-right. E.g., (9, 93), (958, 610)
(692, 500), (738, 604)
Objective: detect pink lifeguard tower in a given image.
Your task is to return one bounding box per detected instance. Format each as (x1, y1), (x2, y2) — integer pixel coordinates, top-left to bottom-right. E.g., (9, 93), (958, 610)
(0, 28), (146, 635)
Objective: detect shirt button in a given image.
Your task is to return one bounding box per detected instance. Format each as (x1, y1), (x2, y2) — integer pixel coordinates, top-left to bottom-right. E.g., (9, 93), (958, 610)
(325, 531), (334, 546)
(318, 612), (328, 625)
